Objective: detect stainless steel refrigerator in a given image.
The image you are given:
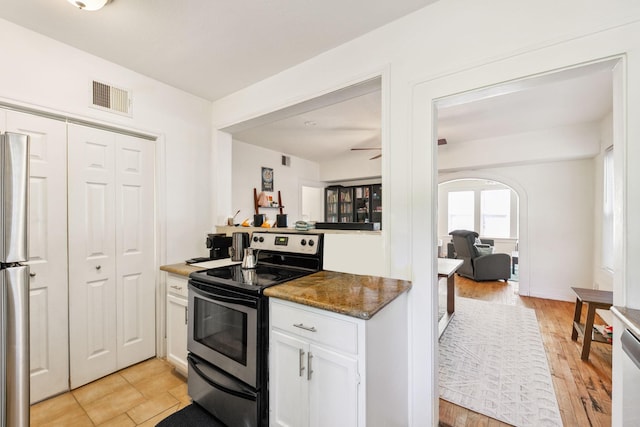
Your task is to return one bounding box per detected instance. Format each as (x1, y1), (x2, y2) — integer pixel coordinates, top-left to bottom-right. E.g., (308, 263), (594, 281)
(1, 132), (30, 427)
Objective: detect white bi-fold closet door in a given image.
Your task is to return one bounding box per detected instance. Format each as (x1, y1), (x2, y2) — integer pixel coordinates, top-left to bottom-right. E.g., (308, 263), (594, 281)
(68, 124), (156, 389)
(5, 111), (69, 403)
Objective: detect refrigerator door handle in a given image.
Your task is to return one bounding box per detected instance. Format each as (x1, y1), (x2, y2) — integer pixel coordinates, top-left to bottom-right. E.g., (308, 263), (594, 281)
(1, 132), (29, 264)
(5, 265), (30, 427)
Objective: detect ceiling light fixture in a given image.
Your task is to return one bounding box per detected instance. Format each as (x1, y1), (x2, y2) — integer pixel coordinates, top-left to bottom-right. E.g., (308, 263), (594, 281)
(66, 0), (110, 11)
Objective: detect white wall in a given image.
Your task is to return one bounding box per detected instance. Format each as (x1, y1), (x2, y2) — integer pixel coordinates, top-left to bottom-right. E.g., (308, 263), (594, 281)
(319, 153), (382, 182)
(593, 113), (614, 292)
(232, 140), (322, 226)
(438, 123), (601, 172)
(0, 18), (213, 264)
(441, 159), (595, 302)
(208, 1), (640, 425)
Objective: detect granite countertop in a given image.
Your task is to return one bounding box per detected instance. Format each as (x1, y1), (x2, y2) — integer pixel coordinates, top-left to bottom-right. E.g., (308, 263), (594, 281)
(160, 259), (239, 277)
(264, 270), (411, 320)
(612, 306), (640, 337)
(160, 263), (202, 277)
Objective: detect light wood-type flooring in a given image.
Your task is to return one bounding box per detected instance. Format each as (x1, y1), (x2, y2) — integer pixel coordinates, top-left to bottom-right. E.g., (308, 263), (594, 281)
(30, 358), (189, 426)
(439, 275), (612, 427)
(31, 275), (611, 426)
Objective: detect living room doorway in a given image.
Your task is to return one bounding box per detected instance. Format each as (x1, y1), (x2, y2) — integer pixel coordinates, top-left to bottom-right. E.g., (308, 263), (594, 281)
(434, 58), (616, 301)
(437, 178), (520, 282)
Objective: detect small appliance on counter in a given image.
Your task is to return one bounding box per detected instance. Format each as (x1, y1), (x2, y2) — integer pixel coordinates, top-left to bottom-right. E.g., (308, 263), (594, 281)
(205, 233), (232, 260)
(229, 232), (250, 262)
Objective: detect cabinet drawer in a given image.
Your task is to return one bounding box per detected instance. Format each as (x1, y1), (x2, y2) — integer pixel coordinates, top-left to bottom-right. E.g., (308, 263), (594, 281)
(166, 273), (188, 298)
(271, 300), (358, 354)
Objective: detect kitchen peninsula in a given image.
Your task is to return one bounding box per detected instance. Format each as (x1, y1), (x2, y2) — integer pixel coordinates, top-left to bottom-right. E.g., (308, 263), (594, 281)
(160, 257), (410, 427)
(266, 270), (410, 427)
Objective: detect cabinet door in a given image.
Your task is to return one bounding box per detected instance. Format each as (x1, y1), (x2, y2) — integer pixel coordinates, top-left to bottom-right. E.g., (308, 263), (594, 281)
(6, 111), (69, 403)
(308, 344), (359, 427)
(325, 187), (339, 223)
(371, 184), (382, 225)
(166, 294), (188, 375)
(270, 330), (309, 427)
(68, 124), (118, 388)
(114, 134), (156, 368)
(339, 187), (353, 222)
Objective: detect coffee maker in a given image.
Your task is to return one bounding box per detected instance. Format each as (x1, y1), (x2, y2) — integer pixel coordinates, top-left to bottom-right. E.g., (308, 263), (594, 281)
(206, 233), (232, 260)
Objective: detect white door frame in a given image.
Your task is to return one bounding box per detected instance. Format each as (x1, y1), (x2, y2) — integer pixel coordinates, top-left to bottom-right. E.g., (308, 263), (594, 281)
(410, 50), (628, 424)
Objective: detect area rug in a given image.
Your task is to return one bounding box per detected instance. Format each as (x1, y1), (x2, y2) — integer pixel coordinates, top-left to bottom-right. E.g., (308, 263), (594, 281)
(439, 297), (562, 427)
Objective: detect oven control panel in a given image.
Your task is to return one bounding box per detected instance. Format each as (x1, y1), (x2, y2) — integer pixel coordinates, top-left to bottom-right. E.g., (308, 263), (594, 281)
(250, 232), (322, 255)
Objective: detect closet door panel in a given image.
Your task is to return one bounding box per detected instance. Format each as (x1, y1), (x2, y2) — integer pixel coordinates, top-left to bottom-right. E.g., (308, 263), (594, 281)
(6, 111), (69, 403)
(115, 134), (155, 368)
(68, 124), (118, 388)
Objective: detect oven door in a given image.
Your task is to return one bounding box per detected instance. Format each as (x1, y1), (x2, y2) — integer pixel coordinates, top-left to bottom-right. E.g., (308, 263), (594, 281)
(188, 283), (258, 388)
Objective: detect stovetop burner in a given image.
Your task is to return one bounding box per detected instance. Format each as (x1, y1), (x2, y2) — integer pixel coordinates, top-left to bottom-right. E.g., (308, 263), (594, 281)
(207, 263), (309, 286)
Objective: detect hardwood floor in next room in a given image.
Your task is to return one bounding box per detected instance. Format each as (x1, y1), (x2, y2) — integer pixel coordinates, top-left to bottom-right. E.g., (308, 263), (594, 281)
(439, 275), (612, 427)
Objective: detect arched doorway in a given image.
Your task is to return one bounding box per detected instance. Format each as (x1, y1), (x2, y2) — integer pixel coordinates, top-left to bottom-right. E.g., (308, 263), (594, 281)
(438, 174), (529, 294)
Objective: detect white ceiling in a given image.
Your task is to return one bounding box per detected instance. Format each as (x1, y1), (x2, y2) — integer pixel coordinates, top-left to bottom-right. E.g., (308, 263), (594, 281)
(0, 0), (434, 101)
(230, 80), (382, 162)
(436, 61), (614, 144)
(0, 1), (614, 165)
(226, 61), (613, 163)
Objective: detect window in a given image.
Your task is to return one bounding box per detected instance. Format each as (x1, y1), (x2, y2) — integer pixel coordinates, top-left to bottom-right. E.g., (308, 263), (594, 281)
(602, 147), (614, 271)
(448, 191), (474, 232)
(441, 180), (518, 239)
(481, 189), (511, 238)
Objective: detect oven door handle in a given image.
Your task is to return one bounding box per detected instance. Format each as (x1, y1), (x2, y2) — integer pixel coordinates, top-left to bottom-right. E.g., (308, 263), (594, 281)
(188, 355), (257, 401)
(190, 284), (258, 309)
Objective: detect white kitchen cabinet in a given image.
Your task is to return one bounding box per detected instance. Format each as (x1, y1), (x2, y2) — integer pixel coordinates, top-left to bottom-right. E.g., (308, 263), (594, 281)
(68, 124), (156, 388)
(270, 296), (408, 427)
(166, 274), (189, 376)
(6, 111), (70, 403)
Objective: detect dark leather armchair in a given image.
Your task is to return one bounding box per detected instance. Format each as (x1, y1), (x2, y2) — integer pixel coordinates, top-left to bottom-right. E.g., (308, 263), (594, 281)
(448, 230), (511, 281)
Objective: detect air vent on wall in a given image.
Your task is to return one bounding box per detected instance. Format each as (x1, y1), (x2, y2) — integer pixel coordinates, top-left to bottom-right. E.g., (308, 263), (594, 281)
(281, 155), (291, 166)
(90, 80), (132, 116)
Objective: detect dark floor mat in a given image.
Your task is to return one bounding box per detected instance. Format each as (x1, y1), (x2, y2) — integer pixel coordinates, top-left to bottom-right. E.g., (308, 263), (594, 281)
(156, 404), (226, 427)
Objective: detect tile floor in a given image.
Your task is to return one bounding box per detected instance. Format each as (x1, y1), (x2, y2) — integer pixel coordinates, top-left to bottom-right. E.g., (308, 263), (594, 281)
(30, 358), (189, 426)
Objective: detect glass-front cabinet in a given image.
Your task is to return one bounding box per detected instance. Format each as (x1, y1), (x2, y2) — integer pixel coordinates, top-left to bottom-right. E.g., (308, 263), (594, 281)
(324, 184), (381, 227)
(371, 184), (382, 224)
(325, 187), (339, 222)
(338, 187), (353, 222)
(354, 186), (371, 223)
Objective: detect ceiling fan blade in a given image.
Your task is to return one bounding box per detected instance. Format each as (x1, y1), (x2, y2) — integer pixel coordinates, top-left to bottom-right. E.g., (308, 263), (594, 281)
(369, 153), (382, 160)
(351, 147), (381, 151)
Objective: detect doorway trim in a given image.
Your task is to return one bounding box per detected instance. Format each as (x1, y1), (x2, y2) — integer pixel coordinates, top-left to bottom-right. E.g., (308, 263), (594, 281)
(410, 52), (625, 425)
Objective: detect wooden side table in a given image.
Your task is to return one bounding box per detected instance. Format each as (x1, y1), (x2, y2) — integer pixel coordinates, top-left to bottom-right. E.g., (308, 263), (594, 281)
(437, 258), (463, 337)
(570, 287), (613, 360)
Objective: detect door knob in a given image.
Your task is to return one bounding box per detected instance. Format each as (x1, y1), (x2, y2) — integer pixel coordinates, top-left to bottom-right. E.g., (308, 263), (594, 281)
(96, 265), (101, 270)
(29, 272), (36, 277)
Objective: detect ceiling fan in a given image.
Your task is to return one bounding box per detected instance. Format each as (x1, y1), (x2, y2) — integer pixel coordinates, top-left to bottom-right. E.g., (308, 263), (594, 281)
(350, 147), (381, 160)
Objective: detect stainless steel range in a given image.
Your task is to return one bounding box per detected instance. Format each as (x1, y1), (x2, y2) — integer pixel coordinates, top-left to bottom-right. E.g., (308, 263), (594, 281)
(187, 231), (323, 427)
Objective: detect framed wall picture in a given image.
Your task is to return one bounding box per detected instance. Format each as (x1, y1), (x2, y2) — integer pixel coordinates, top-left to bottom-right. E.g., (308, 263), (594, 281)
(261, 167), (273, 191)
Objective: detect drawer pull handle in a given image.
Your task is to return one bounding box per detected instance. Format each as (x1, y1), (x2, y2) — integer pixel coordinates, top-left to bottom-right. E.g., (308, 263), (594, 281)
(293, 323), (317, 332)
(299, 349), (305, 377)
(170, 285), (183, 290)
